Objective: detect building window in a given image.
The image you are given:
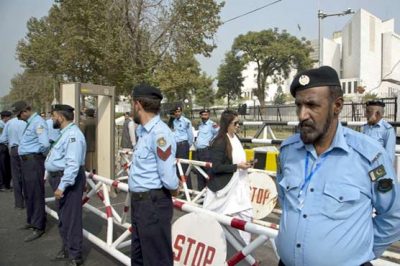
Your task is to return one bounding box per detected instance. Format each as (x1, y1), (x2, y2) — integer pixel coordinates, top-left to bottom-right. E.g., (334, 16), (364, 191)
(342, 82), (346, 94)
(353, 81), (358, 93)
(348, 81), (352, 94)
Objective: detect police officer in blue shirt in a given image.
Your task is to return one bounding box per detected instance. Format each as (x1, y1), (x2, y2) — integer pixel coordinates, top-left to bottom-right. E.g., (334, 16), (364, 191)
(0, 113), (26, 208)
(45, 104), (86, 266)
(11, 101), (50, 242)
(194, 109), (219, 190)
(172, 105), (194, 187)
(362, 100), (396, 163)
(0, 111), (12, 191)
(276, 66), (400, 266)
(129, 84), (179, 266)
(46, 111), (61, 144)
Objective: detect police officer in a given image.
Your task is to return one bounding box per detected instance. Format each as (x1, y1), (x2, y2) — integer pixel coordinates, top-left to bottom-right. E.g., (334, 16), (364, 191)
(46, 111), (61, 144)
(129, 84), (179, 266)
(45, 104), (86, 266)
(362, 100), (396, 163)
(11, 101), (50, 242)
(194, 109), (219, 190)
(0, 111), (12, 191)
(0, 112), (26, 207)
(172, 105), (194, 187)
(276, 66), (400, 266)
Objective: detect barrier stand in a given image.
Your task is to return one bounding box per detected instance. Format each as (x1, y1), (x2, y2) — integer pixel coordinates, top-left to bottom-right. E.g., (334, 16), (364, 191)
(116, 149), (132, 178)
(173, 198), (278, 265)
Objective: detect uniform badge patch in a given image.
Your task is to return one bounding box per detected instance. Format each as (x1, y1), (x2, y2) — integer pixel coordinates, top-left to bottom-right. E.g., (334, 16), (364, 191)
(212, 123), (219, 128)
(377, 178), (393, 193)
(36, 125), (44, 134)
(157, 145), (171, 161)
(70, 138), (76, 143)
(157, 137), (166, 147)
(299, 75), (310, 86)
(369, 165), (386, 182)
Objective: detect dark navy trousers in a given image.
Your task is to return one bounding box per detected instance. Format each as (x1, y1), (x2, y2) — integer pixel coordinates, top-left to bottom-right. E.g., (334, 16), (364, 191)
(48, 167), (85, 260)
(176, 140), (191, 188)
(130, 189), (173, 266)
(10, 146), (24, 208)
(20, 154), (46, 230)
(0, 144), (11, 189)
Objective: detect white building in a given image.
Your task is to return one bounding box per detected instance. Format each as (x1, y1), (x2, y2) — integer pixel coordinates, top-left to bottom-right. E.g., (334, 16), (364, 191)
(241, 9), (400, 102)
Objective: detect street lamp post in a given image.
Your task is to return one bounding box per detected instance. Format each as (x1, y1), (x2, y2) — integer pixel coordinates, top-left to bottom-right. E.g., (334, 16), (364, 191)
(318, 8), (355, 66)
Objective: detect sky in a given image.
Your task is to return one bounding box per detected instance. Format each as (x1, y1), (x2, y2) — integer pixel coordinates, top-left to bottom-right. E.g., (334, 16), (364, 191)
(1, 0), (400, 97)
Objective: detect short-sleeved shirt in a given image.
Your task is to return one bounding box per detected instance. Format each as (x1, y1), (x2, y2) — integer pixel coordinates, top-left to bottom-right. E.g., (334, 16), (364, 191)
(18, 112), (50, 155)
(129, 115), (178, 192)
(276, 123), (400, 266)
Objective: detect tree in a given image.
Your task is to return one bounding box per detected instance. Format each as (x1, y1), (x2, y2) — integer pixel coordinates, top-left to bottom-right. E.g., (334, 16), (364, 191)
(273, 86), (289, 105)
(216, 52), (245, 107)
(7, 71), (55, 112)
(362, 92), (378, 102)
(232, 28), (314, 107)
(15, 0), (224, 97)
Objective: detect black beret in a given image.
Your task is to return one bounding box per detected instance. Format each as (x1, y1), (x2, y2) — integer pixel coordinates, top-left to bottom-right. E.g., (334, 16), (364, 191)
(199, 109), (210, 115)
(290, 66), (341, 97)
(52, 104), (75, 112)
(0, 111), (12, 117)
(366, 100), (385, 107)
(10, 101), (29, 115)
(131, 84), (163, 100)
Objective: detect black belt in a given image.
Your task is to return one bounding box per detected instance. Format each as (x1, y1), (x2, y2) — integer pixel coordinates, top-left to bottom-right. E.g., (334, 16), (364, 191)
(20, 153), (44, 161)
(177, 140), (188, 145)
(197, 147), (209, 151)
(48, 170), (64, 178)
(130, 188), (170, 201)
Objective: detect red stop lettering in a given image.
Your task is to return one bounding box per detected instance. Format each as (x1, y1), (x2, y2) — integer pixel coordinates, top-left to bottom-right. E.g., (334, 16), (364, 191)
(251, 187), (271, 205)
(173, 234), (216, 265)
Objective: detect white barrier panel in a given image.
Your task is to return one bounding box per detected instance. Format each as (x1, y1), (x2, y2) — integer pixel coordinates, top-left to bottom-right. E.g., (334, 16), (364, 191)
(248, 172), (278, 220)
(172, 213), (227, 266)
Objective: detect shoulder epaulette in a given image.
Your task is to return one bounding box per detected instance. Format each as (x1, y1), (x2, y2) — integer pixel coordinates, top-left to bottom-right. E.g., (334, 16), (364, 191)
(345, 129), (382, 164)
(280, 134), (301, 148)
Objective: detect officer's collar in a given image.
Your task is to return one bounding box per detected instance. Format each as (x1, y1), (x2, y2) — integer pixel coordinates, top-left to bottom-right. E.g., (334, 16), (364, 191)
(27, 112), (38, 124)
(142, 115), (160, 132)
(300, 122), (350, 155)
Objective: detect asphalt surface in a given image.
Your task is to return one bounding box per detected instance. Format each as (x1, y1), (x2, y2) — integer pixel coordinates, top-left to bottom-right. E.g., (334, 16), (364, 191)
(1, 179), (398, 266)
(0, 181), (279, 266)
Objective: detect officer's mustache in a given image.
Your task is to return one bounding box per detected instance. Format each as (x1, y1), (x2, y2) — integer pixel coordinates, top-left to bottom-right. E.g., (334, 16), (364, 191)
(299, 120), (314, 129)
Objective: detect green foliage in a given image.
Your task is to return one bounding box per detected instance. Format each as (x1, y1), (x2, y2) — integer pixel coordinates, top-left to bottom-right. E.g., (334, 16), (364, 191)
(362, 92), (378, 102)
(13, 0), (223, 100)
(231, 28), (314, 106)
(6, 71), (56, 111)
(273, 86), (289, 105)
(216, 52), (245, 107)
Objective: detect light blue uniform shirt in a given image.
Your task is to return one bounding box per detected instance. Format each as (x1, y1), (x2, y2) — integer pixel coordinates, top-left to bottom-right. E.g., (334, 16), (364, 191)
(46, 118), (61, 143)
(0, 120), (5, 131)
(276, 123), (400, 266)
(18, 113), (50, 155)
(195, 119), (219, 149)
(362, 119), (396, 163)
(45, 123), (86, 191)
(0, 117), (26, 147)
(173, 116), (194, 146)
(129, 115), (178, 192)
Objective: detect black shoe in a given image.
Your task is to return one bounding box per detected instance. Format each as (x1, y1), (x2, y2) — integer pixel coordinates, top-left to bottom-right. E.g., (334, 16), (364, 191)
(52, 249), (69, 261)
(67, 258), (83, 266)
(19, 224), (34, 230)
(24, 229), (44, 242)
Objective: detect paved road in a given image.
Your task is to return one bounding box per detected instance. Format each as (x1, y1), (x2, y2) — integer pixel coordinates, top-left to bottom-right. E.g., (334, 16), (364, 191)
(1, 181), (399, 266)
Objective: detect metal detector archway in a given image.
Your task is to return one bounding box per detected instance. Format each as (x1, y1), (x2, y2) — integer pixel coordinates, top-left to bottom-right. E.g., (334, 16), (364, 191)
(60, 83), (115, 179)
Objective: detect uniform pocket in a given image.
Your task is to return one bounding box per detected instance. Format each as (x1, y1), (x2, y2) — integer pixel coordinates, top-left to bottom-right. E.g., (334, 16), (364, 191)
(278, 176), (302, 210)
(321, 183), (360, 220)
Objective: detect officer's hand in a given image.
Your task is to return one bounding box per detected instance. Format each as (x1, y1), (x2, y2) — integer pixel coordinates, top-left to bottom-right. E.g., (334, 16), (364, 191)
(54, 189), (64, 200)
(170, 188), (180, 197)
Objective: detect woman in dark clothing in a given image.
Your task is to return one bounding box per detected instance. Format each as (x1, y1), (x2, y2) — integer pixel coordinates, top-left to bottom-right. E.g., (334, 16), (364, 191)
(203, 109), (253, 244)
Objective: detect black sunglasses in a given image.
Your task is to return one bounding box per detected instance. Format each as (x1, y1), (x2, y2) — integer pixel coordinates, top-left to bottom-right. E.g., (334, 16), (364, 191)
(233, 121), (240, 126)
